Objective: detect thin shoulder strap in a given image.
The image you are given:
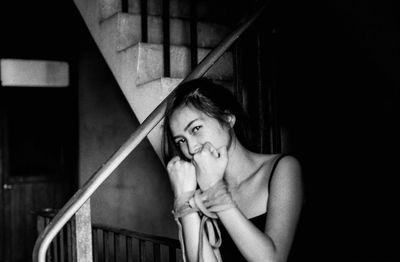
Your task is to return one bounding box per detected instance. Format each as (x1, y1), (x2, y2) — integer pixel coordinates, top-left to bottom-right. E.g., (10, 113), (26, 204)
(268, 154), (288, 190)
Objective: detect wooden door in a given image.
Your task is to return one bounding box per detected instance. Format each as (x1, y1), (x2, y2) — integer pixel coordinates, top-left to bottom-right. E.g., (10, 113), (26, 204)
(0, 86), (76, 262)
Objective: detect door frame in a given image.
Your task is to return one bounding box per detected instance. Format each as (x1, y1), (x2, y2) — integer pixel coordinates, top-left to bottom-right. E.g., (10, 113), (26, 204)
(0, 60), (79, 261)
(0, 107), (5, 262)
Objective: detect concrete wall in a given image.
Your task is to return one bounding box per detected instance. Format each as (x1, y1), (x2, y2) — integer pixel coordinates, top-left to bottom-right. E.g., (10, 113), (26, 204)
(78, 41), (177, 239)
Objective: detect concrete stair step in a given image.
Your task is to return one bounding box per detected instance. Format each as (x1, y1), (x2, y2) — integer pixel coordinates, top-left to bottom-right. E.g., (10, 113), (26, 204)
(100, 12), (229, 52)
(132, 42), (233, 86)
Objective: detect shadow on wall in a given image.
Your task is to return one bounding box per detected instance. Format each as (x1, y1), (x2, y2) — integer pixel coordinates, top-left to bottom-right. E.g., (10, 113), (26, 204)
(78, 32), (177, 239)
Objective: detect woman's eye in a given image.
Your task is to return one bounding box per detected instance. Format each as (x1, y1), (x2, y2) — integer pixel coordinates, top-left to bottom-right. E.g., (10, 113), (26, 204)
(192, 126), (201, 134)
(175, 138), (185, 145)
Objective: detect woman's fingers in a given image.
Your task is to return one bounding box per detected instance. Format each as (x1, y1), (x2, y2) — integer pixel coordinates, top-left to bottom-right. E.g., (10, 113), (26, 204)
(189, 142), (229, 191)
(167, 156), (181, 169)
(168, 155), (180, 164)
(201, 142), (219, 158)
(171, 155), (181, 162)
(166, 157), (197, 196)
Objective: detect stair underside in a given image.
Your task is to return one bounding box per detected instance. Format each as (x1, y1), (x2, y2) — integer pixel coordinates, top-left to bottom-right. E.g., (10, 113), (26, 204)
(75, 0), (234, 159)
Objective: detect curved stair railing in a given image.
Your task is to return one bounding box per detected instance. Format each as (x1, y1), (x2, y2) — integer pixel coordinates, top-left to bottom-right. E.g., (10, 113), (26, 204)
(33, 1), (269, 261)
(36, 208), (181, 261)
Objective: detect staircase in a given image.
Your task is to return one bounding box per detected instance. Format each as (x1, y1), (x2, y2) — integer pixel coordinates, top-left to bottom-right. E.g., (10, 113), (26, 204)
(33, 1), (269, 261)
(73, 0), (235, 159)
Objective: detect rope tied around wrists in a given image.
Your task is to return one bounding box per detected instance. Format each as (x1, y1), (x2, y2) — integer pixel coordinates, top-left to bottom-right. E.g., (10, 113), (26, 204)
(172, 180), (236, 262)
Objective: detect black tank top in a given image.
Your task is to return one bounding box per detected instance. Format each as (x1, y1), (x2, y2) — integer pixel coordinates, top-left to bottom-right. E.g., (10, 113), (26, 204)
(218, 154), (287, 261)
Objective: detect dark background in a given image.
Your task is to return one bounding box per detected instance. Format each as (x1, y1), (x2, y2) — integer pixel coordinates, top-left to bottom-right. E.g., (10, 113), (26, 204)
(1, 0), (398, 261)
(274, 1), (399, 261)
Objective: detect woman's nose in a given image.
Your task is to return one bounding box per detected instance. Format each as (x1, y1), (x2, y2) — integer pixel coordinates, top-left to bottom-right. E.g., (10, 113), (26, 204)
(187, 140), (201, 156)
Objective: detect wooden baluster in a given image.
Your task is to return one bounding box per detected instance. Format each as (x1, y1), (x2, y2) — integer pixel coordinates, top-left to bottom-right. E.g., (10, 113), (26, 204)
(126, 237), (133, 262)
(46, 217), (52, 262)
(92, 229), (98, 262)
(66, 221), (73, 262)
(53, 232), (59, 262)
(104, 231), (110, 262)
(114, 233), (119, 262)
(169, 246), (176, 262)
(139, 240), (146, 262)
(59, 226), (65, 262)
(153, 243), (161, 262)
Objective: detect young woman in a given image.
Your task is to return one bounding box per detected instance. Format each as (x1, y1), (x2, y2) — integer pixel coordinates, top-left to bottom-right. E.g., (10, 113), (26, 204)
(163, 78), (303, 262)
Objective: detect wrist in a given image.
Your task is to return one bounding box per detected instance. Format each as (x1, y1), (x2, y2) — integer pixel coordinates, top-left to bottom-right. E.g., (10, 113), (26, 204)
(173, 190), (198, 220)
(192, 180), (235, 218)
(199, 179), (223, 191)
(174, 188), (196, 199)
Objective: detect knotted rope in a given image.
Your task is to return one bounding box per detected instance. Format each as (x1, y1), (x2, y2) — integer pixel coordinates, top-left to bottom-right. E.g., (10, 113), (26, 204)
(172, 180), (236, 262)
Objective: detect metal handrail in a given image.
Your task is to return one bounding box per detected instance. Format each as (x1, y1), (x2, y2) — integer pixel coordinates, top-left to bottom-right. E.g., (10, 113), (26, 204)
(33, 1), (268, 261)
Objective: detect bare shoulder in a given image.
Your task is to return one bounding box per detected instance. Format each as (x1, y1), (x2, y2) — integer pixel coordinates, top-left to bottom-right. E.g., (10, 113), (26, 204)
(269, 155), (303, 200)
(251, 153), (301, 175)
(274, 155), (302, 175)
(244, 153), (302, 190)
(258, 154), (302, 191)
(245, 153), (282, 185)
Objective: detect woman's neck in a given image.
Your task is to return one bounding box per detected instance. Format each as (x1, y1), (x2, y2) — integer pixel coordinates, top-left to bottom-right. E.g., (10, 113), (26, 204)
(224, 136), (257, 188)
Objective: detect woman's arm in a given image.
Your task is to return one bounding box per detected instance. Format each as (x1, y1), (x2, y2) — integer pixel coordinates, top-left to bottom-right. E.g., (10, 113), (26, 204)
(167, 156), (218, 262)
(217, 156), (303, 262)
(180, 213), (219, 262)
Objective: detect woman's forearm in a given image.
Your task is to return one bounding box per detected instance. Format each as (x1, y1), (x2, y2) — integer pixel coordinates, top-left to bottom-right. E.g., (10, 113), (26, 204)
(180, 213), (218, 262)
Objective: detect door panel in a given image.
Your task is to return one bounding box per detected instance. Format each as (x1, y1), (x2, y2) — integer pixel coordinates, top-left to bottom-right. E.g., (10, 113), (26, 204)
(4, 179), (67, 262)
(0, 86), (76, 262)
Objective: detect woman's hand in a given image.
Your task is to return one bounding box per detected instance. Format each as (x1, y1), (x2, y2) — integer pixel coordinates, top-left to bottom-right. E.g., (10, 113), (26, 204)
(192, 142), (228, 191)
(167, 156), (197, 198)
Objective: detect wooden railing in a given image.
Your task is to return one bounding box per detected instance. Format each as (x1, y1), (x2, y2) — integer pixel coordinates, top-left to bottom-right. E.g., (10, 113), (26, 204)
(36, 209), (181, 262)
(36, 209), (74, 262)
(92, 224), (180, 262)
(33, 1), (269, 261)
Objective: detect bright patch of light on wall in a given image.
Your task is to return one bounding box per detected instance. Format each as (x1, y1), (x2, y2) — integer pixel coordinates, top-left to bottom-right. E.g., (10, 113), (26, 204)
(0, 59), (69, 87)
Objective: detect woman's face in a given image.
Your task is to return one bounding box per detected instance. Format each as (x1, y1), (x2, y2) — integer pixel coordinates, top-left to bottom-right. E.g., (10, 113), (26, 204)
(169, 105), (232, 160)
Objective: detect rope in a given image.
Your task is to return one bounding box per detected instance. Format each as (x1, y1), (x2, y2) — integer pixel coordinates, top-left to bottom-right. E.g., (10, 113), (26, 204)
(173, 180), (236, 262)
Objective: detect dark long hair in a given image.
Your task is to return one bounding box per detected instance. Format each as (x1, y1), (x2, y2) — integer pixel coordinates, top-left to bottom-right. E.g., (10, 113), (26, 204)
(162, 78), (250, 162)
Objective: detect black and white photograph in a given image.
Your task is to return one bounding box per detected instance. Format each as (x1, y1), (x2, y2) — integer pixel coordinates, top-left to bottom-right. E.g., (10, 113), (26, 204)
(0, 0), (398, 261)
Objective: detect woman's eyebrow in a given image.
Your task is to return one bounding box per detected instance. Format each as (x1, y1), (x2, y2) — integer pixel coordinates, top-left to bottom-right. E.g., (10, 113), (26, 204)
(172, 118), (200, 139)
(184, 119), (199, 132)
